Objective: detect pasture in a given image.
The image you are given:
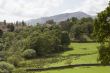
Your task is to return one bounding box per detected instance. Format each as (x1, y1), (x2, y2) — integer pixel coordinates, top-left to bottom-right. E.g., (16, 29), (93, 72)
(14, 43), (110, 73)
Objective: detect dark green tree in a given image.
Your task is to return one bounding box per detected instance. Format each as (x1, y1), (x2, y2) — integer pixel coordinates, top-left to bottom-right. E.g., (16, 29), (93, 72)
(94, 2), (110, 64)
(7, 24), (15, 32)
(61, 31), (70, 45)
(46, 20), (55, 24)
(3, 20), (6, 25)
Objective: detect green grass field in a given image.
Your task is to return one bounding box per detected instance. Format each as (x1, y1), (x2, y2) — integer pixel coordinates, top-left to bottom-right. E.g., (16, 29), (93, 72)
(17, 43), (110, 73)
(31, 66), (110, 73)
(63, 43), (99, 55)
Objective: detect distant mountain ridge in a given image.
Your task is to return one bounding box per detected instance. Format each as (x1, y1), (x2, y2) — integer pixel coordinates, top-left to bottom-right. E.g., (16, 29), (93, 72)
(26, 11), (92, 25)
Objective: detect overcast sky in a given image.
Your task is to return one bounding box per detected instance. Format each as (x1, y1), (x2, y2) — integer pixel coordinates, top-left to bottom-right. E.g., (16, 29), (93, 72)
(0, 0), (109, 22)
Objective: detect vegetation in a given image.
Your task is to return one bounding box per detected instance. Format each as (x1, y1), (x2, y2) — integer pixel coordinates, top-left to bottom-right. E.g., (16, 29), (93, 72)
(59, 17), (94, 42)
(94, 2), (110, 64)
(0, 62), (15, 73)
(22, 49), (36, 59)
(0, 1), (110, 73)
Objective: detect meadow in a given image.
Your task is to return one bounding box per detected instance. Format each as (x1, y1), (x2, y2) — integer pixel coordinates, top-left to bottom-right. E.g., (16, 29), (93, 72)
(32, 66), (110, 73)
(13, 43), (110, 73)
(18, 43), (99, 68)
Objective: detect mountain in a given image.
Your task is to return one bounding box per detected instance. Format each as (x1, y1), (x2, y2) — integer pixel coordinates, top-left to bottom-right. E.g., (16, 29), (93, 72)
(26, 11), (92, 25)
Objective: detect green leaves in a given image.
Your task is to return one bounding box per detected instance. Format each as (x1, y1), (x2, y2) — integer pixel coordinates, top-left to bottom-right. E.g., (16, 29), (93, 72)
(94, 2), (110, 64)
(94, 4), (110, 42)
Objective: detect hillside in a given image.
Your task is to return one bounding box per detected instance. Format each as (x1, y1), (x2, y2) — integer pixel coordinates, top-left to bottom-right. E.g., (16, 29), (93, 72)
(26, 11), (92, 25)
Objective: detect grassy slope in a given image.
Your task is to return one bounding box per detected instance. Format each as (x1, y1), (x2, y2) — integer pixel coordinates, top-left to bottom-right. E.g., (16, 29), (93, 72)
(63, 43), (99, 64)
(32, 66), (110, 73)
(49, 43), (99, 67)
(25, 43), (110, 73)
(63, 43), (99, 55)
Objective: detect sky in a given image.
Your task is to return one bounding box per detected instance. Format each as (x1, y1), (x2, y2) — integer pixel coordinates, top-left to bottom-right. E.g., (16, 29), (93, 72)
(0, 0), (109, 22)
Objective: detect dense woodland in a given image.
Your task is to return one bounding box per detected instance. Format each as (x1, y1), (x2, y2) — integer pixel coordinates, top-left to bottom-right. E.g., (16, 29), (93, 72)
(0, 2), (110, 73)
(0, 17), (94, 57)
(0, 16), (94, 73)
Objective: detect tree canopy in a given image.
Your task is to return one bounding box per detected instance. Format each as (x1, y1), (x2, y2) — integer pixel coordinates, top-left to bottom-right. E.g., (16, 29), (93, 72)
(94, 2), (110, 64)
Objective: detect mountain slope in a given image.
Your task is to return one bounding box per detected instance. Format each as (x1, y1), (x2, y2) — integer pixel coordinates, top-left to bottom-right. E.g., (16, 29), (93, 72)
(27, 11), (91, 25)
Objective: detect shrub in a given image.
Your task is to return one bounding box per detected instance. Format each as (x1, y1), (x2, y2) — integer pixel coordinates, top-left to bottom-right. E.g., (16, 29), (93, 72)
(22, 49), (36, 59)
(19, 59), (47, 68)
(7, 55), (23, 67)
(12, 68), (27, 73)
(0, 61), (15, 73)
(65, 56), (73, 65)
(98, 45), (110, 65)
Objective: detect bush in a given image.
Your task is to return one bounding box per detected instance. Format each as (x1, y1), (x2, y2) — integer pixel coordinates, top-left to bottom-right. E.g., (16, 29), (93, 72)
(0, 61), (15, 73)
(19, 59), (47, 68)
(7, 55), (23, 67)
(22, 49), (36, 59)
(12, 68), (27, 73)
(98, 45), (110, 65)
(65, 57), (73, 65)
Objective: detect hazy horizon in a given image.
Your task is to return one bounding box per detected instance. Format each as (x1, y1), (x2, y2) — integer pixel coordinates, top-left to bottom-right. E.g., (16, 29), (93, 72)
(0, 0), (109, 22)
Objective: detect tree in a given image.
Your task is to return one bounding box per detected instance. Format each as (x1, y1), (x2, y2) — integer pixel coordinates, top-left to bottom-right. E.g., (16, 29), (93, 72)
(0, 29), (3, 38)
(61, 31), (70, 45)
(73, 25), (83, 40)
(29, 27), (61, 56)
(80, 17), (93, 25)
(7, 24), (15, 32)
(15, 21), (19, 26)
(4, 20), (6, 25)
(70, 17), (78, 25)
(59, 20), (72, 33)
(94, 2), (110, 64)
(46, 20), (55, 24)
(22, 21), (26, 26)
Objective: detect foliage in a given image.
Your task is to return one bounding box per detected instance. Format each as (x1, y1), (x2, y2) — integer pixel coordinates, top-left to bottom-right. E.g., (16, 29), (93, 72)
(46, 19), (56, 24)
(65, 56), (73, 65)
(94, 2), (110, 64)
(59, 17), (93, 42)
(0, 62), (15, 73)
(0, 30), (3, 38)
(1, 24), (71, 59)
(7, 24), (15, 32)
(12, 68), (27, 73)
(94, 3), (110, 42)
(7, 55), (23, 67)
(22, 49), (36, 59)
(98, 45), (110, 65)
(61, 31), (70, 45)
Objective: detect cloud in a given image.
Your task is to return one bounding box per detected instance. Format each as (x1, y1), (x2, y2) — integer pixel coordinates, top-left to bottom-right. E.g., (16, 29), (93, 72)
(62, 9), (74, 13)
(76, 0), (109, 15)
(0, 0), (109, 22)
(0, 0), (63, 22)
